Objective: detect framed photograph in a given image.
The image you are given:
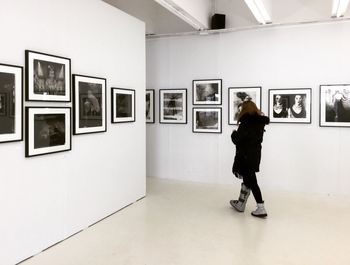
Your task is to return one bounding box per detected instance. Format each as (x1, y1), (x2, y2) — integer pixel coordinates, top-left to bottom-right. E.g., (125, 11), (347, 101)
(25, 107), (71, 157)
(228, 86), (261, 125)
(146, 89), (155, 123)
(159, 89), (187, 124)
(193, 79), (222, 105)
(0, 63), (23, 143)
(111, 88), (135, 123)
(320, 84), (350, 127)
(73, 74), (106, 134)
(193, 107), (222, 133)
(268, 88), (312, 123)
(25, 50), (71, 102)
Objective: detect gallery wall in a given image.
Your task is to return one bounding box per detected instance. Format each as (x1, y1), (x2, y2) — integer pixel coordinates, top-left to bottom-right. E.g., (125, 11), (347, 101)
(0, 0), (145, 264)
(146, 20), (350, 195)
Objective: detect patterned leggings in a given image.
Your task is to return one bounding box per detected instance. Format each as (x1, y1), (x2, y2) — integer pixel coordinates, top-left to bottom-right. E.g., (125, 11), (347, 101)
(242, 172), (263, 203)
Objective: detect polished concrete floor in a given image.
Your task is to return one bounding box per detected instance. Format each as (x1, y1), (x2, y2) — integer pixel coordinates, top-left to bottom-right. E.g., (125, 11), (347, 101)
(22, 177), (350, 265)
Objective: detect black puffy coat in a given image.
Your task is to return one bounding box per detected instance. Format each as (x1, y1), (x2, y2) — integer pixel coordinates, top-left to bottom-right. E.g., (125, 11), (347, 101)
(231, 113), (270, 174)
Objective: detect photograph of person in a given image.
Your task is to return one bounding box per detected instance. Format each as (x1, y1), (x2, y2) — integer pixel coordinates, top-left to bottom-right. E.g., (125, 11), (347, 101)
(288, 94), (307, 118)
(33, 60), (65, 96)
(269, 89), (311, 123)
(321, 85), (350, 126)
(229, 87), (261, 125)
(272, 94), (288, 118)
(79, 81), (102, 128)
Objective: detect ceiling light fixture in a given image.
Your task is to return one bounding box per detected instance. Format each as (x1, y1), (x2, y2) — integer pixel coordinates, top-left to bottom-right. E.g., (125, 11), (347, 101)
(154, 0), (207, 31)
(332, 0), (350, 17)
(244, 0), (272, 24)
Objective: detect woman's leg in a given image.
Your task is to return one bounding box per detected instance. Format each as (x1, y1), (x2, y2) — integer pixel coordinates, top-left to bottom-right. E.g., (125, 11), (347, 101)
(242, 172), (263, 204)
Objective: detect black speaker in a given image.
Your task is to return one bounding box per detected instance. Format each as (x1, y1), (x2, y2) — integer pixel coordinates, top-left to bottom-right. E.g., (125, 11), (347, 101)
(211, 13), (225, 30)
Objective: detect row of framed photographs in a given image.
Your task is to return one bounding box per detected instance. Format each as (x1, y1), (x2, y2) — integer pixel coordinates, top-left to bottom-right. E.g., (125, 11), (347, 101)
(146, 84), (350, 128)
(0, 50), (136, 157)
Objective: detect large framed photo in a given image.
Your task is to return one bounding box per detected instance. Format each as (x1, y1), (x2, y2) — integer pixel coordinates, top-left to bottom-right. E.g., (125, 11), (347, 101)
(25, 50), (71, 102)
(0, 63), (23, 143)
(146, 89), (155, 123)
(25, 107), (71, 157)
(111, 88), (135, 123)
(159, 89), (187, 124)
(228, 86), (261, 125)
(268, 88), (312, 123)
(193, 79), (222, 105)
(320, 84), (350, 127)
(193, 107), (222, 133)
(73, 74), (106, 134)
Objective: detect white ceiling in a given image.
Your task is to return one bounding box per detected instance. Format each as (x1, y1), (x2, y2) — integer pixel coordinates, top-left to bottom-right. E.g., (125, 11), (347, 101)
(104, 0), (350, 35)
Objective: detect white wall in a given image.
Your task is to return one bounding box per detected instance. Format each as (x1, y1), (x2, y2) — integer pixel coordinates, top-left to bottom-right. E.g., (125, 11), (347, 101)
(146, 21), (350, 195)
(0, 1), (145, 264)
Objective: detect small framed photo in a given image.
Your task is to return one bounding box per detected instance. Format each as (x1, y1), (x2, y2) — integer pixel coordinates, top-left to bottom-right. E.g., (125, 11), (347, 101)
(320, 84), (350, 127)
(193, 79), (222, 105)
(228, 86), (261, 125)
(25, 107), (71, 157)
(146, 89), (155, 123)
(268, 88), (312, 123)
(159, 89), (187, 124)
(111, 88), (135, 123)
(25, 50), (71, 102)
(193, 107), (222, 133)
(0, 63), (23, 143)
(73, 74), (106, 135)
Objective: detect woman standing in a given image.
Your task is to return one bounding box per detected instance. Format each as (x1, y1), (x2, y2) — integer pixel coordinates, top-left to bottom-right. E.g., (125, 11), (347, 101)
(230, 101), (269, 218)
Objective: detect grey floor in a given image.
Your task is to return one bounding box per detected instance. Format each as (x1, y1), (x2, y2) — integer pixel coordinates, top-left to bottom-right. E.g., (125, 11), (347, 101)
(21, 177), (350, 265)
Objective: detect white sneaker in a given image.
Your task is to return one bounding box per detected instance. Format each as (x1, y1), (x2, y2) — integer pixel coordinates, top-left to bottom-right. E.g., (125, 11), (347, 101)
(251, 203), (268, 218)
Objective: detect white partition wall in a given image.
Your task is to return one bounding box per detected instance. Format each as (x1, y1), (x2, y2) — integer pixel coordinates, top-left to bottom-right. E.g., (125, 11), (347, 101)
(146, 21), (350, 195)
(0, 0), (145, 264)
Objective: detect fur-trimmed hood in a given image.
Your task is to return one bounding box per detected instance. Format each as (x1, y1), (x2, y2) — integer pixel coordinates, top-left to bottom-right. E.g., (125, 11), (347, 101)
(239, 113), (270, 125)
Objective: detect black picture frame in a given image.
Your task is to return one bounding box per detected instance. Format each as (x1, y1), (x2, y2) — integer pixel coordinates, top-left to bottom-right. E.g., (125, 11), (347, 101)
(193, 107), (222, 133)
(146, 89), (155, 123)
(159, 89), (187, 124)
(73, 74), (107, 135)
(25, 50), (71, 102)
(193, 79), (222, 105)
(268, 88), (312, 124)
(111, 87), (135, 123)
(319, 84), (350, 127)
(0, 63), (23, 143)
(228, 86), (262, 125)
(25, 107), (71, 157)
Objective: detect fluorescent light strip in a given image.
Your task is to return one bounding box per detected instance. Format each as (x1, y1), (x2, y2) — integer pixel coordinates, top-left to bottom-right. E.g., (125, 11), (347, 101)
(244, 0), (271, 24)
(154, 0), (207, 30)
(332, 0), (350, 17)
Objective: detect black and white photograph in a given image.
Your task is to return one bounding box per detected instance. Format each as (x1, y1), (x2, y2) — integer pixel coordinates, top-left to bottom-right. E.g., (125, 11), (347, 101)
(268, 88), (312, 123)
(193, 107), (222, 133)
(111, 88), (135, 123)
(193, 79), (222, 105)
(0, 63), (23, 143)
(159, 89), (187, 124)
(146, 89), (155, 123)
(320, 84), (350, 127)
(73, 75), (106, 134)
(228, 87), (261, 125)
(25, 50), (71, 102)
(25, 107), (71, 157)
